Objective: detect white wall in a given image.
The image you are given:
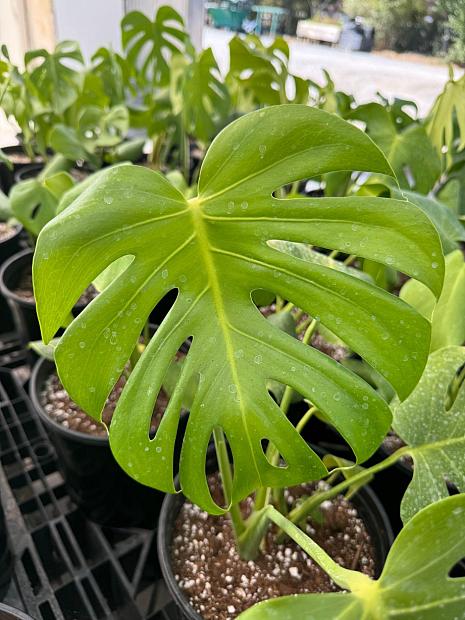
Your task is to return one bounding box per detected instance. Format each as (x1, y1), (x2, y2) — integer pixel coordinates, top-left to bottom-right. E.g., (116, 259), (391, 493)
(53, 0), (204, 57)
(53, 0), (126, 58)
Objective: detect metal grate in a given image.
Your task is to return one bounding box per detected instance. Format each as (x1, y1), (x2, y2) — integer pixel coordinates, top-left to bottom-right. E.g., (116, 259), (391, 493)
(0, 368), (178, 620)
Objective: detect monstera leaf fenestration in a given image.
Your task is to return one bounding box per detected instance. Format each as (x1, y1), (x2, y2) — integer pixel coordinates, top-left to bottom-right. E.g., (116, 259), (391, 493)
(121, 7), (191, 88)
(349, 102), (441, 194)
(33, 105), (443, 513)
(392, 346), (465, 523)
(238, 494), (465, 619)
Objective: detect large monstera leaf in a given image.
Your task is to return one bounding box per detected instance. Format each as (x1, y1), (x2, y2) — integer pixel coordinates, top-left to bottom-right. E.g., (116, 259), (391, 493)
(227, 35), (308, 110)
(238, 495), (465, 619)
(392, 346), (465, 523)
(33, 105), (443, 513)
(25, 41), (84, 115)
(170, 48), (231, 143)
(121, 8), (191, 88)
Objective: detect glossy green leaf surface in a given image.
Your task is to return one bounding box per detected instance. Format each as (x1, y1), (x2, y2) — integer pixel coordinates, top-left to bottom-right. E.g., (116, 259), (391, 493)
(349, 102), (440, 193)
(239, 494), (465, 619)
(400, 250), (465, 352)
(34, 105), (443, 512)
(11, 171), (74, 237)
(392, 346), (465, 522)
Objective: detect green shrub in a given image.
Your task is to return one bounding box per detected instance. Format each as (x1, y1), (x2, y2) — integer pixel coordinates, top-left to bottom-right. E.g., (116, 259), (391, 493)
(439, 0), (465, 64)
(343, 0), (437, 53)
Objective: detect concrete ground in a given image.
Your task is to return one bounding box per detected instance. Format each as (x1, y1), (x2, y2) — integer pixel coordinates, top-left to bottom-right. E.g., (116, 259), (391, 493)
(204, 26), (450, 118)
(0, 26), (452, 148)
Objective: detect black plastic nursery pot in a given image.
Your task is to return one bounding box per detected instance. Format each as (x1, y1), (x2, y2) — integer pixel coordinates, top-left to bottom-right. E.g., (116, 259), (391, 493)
(0, 249), (42, 347)
(29, 357), (171, 529)
(0, 226), (23, 335)
(158, 477), (393, 620)
(0, 145), (38, 194)
(14, 163), (44, 184)
(0, 249), (93, 353)
(0, 604), (34, 620)
(0, 226), (22, 267)
(0, 502), (12, 601)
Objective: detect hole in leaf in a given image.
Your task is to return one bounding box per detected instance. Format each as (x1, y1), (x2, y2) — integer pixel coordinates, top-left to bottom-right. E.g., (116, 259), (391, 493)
(402, 165), (415, 188)
(150, 289), (178, 326)
(260, 438), (288, 468)
(147, 338), (191, 441)
(445, 361), (465, 411)
(209, 428), (234, 510)
(448, 559), (465, 578)
(30, 203), (42, 220)
(251, 288), (276, 309)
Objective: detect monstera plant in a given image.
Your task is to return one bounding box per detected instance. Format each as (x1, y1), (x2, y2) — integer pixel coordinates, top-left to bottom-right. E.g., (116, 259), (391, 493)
(33, 104), (443, 523)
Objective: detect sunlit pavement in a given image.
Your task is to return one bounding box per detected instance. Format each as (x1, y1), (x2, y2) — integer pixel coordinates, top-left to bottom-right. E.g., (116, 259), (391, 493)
(204, 26), (450, 117)
(0, 26), (452, 148)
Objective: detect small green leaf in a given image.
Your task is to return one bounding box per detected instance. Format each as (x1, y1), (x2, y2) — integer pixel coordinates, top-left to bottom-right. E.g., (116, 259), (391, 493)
(400, 250), (465, 352)
(239, 495), (465, 619)
(392, 346), (465, 522)
(394, 187), (465, 254)
(43, 171), (75, 201)
(10, 180), (58, 237)
(270, 241), (373, 283)
(349, 103), (441, 193)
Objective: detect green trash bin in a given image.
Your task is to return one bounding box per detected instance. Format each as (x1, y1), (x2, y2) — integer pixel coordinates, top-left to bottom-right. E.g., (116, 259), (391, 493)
(208, 7), (248, 31)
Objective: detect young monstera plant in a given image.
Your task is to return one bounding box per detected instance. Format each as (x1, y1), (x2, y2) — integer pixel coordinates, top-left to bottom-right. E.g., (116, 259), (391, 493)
(33, 106), (443, 568)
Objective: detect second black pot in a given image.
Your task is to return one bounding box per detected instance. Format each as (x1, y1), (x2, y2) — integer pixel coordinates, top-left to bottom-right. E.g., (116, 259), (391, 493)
(0, 226), (23, 335)
(0, 249), (93, 356)
(158, 471), (393, 620)
(30, 357), (186, 528)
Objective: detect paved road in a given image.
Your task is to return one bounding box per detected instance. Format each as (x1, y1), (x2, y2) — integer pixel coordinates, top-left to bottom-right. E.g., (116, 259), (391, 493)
(204, 26), (450, 117)
(0, 27), (451, 148)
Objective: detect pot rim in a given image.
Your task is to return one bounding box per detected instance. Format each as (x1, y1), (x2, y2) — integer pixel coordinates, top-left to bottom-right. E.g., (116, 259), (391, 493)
(30, 347), (190, 447)
(30, 356), (110, 446)
(0, 223), (22, 246)
(0, 247), (92, 310)
(0, 248), (35, 307)
(158, 469), (394, 620)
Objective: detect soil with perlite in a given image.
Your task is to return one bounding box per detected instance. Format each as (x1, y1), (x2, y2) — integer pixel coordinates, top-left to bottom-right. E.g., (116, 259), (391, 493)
(0, 222), (17, 243)
(171, 477), (376, 620)
(13, 263), (98, 304)
(41, 372), (171, 438)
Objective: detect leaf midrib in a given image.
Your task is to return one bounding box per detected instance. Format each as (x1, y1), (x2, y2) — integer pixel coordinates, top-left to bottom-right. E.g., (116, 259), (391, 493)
(188, 197), (263, 489)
